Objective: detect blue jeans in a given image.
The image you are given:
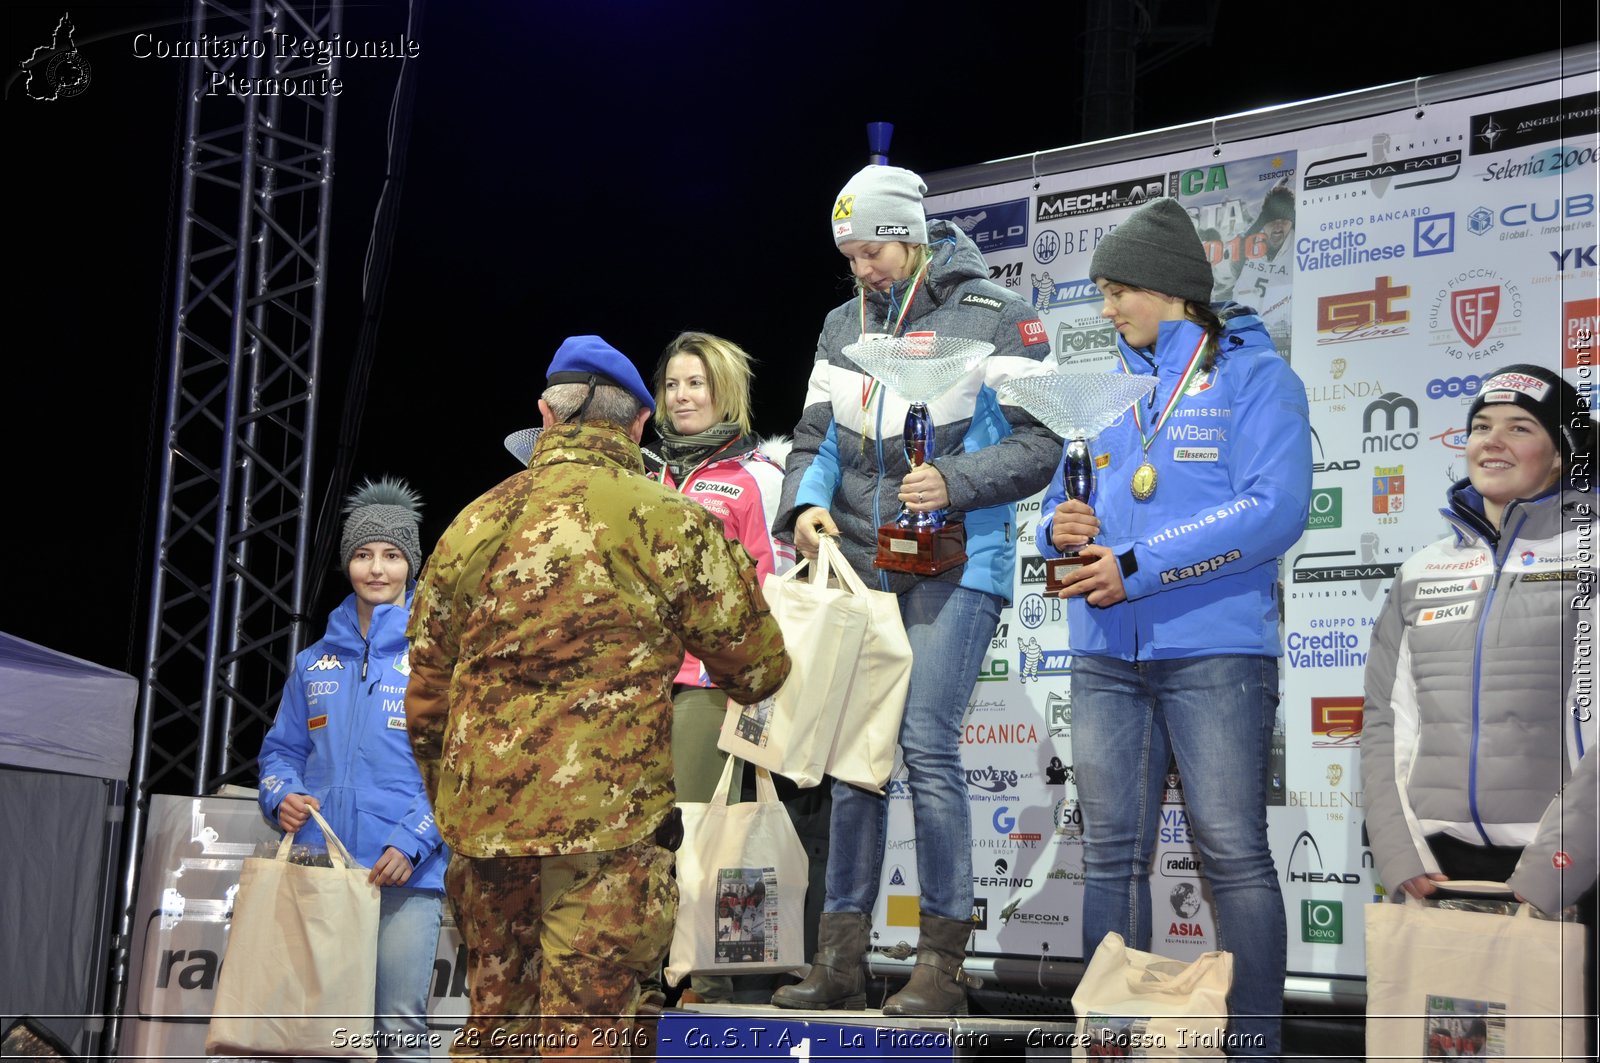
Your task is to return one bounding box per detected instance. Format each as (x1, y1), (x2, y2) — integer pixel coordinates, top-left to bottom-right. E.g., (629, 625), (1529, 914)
(1071, 654), (1286, 1059)
(825, 580), (1001, 923)
(375, 886), (444, 1059)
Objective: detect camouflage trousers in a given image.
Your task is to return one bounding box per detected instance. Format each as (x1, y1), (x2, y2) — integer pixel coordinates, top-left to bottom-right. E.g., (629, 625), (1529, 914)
(444, 839), (676, 1059)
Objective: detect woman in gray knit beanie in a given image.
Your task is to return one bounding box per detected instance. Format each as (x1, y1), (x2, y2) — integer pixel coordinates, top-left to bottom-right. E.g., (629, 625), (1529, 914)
(1037, 196), (1311, 1059)
(257, 475), (448, 1060)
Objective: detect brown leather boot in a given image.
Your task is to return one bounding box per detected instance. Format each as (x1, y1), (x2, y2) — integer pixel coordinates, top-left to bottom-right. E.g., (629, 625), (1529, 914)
(770, 911), (870, 1009)
(879, 914), (972, 1017)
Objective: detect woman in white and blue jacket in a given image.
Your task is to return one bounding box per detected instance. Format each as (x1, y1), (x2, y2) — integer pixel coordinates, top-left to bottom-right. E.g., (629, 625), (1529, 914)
(1037, 199), (1311, 1060)
(259, 479), (447, 1059)
(770, 164), (1059, 1018)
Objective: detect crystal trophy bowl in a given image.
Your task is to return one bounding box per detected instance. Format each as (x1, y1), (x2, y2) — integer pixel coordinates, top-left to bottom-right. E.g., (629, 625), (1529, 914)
(842, 335), (995, 575)
(997, 372), (1157, 590)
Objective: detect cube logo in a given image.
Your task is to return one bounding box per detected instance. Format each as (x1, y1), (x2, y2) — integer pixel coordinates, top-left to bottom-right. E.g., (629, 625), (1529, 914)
(1301, 899), (1343, 944)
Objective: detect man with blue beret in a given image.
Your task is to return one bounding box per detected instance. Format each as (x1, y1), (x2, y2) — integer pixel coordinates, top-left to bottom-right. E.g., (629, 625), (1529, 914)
(405, 335), (790, 1056)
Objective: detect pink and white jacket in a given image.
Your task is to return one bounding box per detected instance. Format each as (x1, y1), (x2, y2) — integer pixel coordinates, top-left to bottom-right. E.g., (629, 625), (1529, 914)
(646, 434), (795, 688)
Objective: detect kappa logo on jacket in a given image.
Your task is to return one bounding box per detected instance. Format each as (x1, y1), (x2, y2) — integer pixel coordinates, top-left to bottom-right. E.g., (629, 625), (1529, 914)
(306, 654), (343, 671)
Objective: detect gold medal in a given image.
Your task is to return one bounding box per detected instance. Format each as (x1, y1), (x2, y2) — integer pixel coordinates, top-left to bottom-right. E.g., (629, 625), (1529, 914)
(1131, 461), (1158, 501)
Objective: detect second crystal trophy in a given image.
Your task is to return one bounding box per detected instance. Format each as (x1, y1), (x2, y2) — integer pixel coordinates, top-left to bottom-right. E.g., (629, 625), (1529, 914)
(842, 334), (994, 575)
(997, 371), (1158, 592)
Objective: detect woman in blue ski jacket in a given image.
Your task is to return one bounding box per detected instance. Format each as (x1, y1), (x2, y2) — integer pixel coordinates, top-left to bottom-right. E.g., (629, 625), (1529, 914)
(258, 478), (447, 1059)
(1037, 198), (1311, 1060)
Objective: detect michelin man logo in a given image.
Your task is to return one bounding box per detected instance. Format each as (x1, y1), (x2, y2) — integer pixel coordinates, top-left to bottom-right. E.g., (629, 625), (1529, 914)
(1018, 637), (1043, 683)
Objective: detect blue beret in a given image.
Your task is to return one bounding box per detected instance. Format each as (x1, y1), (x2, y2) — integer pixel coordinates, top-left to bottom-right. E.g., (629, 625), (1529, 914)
(546, 335), (655, 414)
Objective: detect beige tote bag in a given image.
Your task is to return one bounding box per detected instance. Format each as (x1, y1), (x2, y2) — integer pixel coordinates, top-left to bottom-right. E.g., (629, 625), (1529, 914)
(1365, 882), (1588, 1062)
(664, 754), (810, 986)
(206, 808), (381, 1059)
(1070, 932), (1233, 1059)
(718, 538), (869, 787)
(820, 537), (912, 793)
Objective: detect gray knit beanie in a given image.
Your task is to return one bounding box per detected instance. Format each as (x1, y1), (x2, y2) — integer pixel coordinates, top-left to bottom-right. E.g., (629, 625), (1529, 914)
(831, 164), (928, 246)
(1089, 197), (1213, 303)
(340, 477), (423, 577)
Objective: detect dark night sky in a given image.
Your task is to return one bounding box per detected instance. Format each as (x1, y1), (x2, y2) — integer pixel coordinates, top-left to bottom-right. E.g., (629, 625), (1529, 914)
(7, 1), (1595, 674)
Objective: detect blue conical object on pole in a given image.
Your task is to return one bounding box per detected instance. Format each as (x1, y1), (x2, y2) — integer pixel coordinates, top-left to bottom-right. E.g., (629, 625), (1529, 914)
(867, 121), (894, 165)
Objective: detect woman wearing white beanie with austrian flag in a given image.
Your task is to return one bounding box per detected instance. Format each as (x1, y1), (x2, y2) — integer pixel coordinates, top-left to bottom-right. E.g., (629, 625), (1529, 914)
(770, 164), (1059, 1017)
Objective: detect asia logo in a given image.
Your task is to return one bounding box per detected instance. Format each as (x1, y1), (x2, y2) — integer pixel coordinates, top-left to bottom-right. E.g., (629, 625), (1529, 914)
(1372, 465), (1405, 514)
(1362, 393), (1419, 453)
(1316, 276), (1409, 345)
(1167, 882), (1206, 939)
(1310, 696), (1363, 749)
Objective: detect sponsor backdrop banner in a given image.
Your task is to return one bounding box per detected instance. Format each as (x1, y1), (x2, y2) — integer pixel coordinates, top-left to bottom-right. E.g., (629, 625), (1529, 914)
(898, 70), (1596, 980)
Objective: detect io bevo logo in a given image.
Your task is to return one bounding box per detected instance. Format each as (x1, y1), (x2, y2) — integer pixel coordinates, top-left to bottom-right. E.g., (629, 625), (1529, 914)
(1307, 488), (1342, 531)
(1301, 899), (1344, 944)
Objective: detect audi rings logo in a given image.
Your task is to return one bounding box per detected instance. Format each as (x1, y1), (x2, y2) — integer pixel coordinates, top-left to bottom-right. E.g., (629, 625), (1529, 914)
(1426, 374), (1486, 400)
(306, 680), (341, 696)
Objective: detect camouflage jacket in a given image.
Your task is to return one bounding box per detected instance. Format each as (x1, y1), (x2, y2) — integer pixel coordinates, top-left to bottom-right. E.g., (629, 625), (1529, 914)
(404, 421), (790, 857)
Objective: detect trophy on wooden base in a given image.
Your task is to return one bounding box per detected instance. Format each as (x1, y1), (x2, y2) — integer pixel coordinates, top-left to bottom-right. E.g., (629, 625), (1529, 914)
(842, 334), (994, 576)
(997, 372), (1157, 592)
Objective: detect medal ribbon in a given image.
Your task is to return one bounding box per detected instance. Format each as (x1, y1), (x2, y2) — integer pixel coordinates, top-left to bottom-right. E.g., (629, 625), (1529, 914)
(1115, 331), (1210, 458)
(856, 259), (930, 453)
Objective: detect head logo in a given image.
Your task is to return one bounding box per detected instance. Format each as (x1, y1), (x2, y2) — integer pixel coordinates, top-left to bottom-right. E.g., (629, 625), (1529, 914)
(1285, 829), (1362, 884)
(1310, 697), (1363, 748)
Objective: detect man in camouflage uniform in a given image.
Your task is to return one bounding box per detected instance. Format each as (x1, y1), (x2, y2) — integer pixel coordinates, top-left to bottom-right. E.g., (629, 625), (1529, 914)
(405, 335), (790, 1058)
